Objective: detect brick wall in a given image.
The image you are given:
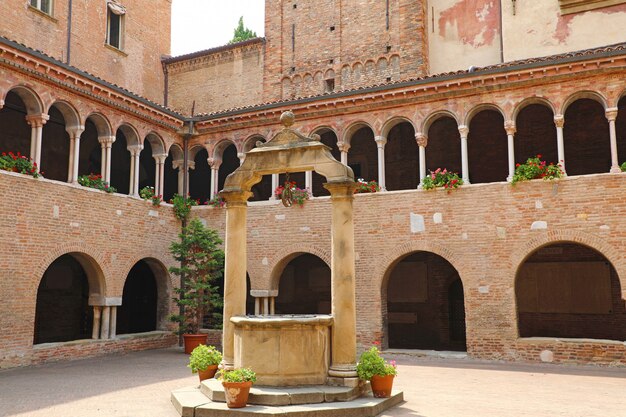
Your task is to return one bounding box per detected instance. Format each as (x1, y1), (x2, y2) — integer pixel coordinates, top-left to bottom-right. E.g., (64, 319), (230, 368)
(0, 0), (171, 104)
(194, 172), (626, 366)
(0, 171), (180, 368)
(165, 40), (265, 114)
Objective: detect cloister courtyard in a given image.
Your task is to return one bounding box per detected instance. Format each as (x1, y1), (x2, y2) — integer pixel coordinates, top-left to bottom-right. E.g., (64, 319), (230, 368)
(0, 348), (625, 417)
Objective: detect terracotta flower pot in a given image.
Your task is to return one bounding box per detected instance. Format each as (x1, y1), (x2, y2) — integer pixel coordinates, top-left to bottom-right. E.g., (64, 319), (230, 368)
(198, 365), (219, 382)
(370, 374), (394, 398)
(222, 381), (253, 408)
(182, 334), (208, 354)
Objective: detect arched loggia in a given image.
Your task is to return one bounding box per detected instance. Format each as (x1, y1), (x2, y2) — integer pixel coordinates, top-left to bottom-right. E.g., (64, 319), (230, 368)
(40, 104), (72, 182)
(385, 121), (419, 191)
(425, 115), (462, 176)
(0, 91), (32, 157)
(467, 109), (508, 184)
(514, 103), (558, 165)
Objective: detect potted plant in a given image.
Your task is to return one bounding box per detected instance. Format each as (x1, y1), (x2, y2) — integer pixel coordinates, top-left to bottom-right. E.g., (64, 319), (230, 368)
(188, 344), (223, 382)
(274, 181), (310, 207)
(217, 368), (257, 408)
(421, 168), (463, 191)
(511, 155), (563, 184)
(169, 218), (224, 353)
(356, 344), (398, 398)
(0, 152), (40, 178)
(354, 178), (381, 193)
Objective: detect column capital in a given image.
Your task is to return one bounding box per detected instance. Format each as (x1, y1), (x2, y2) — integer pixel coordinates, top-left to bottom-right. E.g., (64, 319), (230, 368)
(208, 157), (223, 169)
(127, 144), (144, 156)
(337, 141), (351, 153)
(374, 136), (387, 147)
(605, 107), (619, 122)
(554, 114), (565, 128)
(458, 124), (469, 137)
(66, 125), (85, 140)
(25, 113), (49, 128)
(153, 153), (168, 164)
(220, 190), (252, 206)
(98, 135), (116, 146)
(323, 181), (357, 198)
(172, 159), (183, 170)
(415, 132), (428, 148)
(188, 160), (196, 170)
(504, 120), (516, 135)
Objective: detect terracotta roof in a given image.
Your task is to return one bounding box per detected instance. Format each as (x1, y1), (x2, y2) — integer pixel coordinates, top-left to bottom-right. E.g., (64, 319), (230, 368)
(193, 42), (626, 120)
(0, 36), (184, 119)
(162, 38), (266, 65)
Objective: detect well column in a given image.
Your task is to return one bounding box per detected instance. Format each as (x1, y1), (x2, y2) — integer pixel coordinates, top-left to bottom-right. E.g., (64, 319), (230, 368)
(220, 190), (251, 369)
(324, 181), (358, 382)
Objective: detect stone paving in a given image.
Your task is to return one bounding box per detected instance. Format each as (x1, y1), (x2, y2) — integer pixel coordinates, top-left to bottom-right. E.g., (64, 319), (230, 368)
(0, 348), (625, 417)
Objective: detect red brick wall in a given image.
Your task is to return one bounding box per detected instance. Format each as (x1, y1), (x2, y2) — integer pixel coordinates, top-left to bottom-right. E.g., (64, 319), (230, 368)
(0, 0), (171, 104)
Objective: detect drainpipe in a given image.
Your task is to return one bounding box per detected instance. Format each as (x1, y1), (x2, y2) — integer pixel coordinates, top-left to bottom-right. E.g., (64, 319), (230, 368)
(66, 0), (73, 64)
(163, 62), (169, 107)
(498, 0), (504, 63)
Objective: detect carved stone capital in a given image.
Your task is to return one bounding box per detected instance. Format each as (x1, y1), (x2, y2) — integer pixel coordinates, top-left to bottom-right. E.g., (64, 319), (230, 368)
(25, 113), (49, 128)
(208, 157), (222, 169)
(504, 121), (516, 135)
(458, 124), (469, 138)
(554, 115), (565, 128)
(153, 153), (168, 164)
(127, 144), (144, 155)
(415, 133), (428, 148)
(66, 125), (85, 140)
(98, 135), (116, 146)
(605, 107), (618, 122)
(337, 141), (351, 153)
(374, 136), (387, 147)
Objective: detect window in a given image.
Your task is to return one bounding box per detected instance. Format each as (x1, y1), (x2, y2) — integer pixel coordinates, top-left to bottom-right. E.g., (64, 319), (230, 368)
(30, 0), (52, 15)
(324, 79), (335, 93)
(106, 3), (126, 50)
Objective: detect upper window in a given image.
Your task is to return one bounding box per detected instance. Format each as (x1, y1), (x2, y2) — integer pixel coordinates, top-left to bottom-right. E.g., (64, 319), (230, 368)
(559, 0), (626, 14)
(30, 0), (52, 15)
(106, 2), (126, 50)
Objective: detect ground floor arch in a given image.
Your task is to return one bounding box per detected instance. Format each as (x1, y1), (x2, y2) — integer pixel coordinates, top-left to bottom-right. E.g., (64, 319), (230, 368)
(275, 253), (331, 315)
(384, 251), (466, 351)
(516, 242), (625, 341)
(34, 254), (93, 344)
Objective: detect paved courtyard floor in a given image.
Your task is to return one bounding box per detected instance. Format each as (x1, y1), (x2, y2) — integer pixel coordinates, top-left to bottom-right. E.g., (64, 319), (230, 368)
(1, 348), (625, 417)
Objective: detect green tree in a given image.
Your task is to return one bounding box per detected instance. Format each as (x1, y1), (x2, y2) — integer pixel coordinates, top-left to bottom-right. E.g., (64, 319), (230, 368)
(229, 16), (257, 44)
(169, 219), (224, 334)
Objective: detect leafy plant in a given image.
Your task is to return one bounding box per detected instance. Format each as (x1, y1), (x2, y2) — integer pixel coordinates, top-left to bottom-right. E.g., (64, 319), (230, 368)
(188, 344), (223, 373)
(512, 155), (563, 184)
(421, 168), (463, 191)
(274, 181), (311, 207)
(620, 162), (626, 172)
(229, 17), (257, 44)
(218, 367), (257, 383)
(78, 173), (116, 193)
(356, 345), (398, 381)
(169, 219), (224, 335)
(170, 194), (198, 221)
(140, 186), (162, 206)
(354, 179), (381, 194)
(0, 152), (40, 178)
(206, 196), (225, 208)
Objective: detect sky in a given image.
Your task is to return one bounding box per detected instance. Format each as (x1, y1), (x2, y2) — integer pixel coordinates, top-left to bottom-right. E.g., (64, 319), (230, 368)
(171, 0), (265, 56)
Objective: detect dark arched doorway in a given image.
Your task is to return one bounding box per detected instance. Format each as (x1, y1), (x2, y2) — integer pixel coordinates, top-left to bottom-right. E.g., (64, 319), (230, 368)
(516, 242), (625, 341)
(34, 254), (92, 344)
(117, 260), (158, 334)
(385, 251), (466, 351)
(275, 254), (331, 315)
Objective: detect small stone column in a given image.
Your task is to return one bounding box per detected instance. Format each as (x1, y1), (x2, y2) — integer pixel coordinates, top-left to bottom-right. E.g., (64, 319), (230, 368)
(127, 145), (143, 196)
(25, 114), (49, 168)
(415, 133), (428, 187)
(92, 306), (102, 339)
(338, 141), (350, 166)
(324, 181), (358, 381)
(153, 153), (167, 197)
(100, 306), (111, 340)
(554, 115), (566, 175)
(374, 136), (387, 190)
(270, 174), (279, 200)
(208, 157), (222, 198)
(66, 126), (85, 184)
(251, 290), (278, 315)
(305, 171), (313, 196)
(220, 190), (252, 370)
(606, 108), (621, 173)
(458, 125), (470, 184)
(98, 135), (116, 184)
(109, 306), (117, 339)
(505, 121), (517, 182)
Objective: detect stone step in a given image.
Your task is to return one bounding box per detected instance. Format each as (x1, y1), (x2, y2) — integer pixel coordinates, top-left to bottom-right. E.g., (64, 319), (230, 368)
(171, 386), (404, 417)
(200, 379), (363, 406)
